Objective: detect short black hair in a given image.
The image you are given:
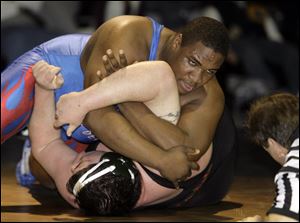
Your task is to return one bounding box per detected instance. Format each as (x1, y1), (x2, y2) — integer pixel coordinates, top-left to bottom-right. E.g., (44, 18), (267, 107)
(67, 163), (141, 215)
(179, 16), (230, 57)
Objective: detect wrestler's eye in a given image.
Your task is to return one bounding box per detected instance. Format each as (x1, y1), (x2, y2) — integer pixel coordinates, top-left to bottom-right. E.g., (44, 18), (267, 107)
(206, 70), (217, 76)
(188, 59), (197, 66)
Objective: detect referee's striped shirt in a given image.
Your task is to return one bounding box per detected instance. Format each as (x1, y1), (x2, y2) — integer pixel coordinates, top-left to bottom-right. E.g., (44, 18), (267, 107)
(267, 127), (299, 220)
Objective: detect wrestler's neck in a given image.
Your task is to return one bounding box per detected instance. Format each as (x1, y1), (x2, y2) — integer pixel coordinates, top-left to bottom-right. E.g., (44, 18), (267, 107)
(155, 28), (177, 62)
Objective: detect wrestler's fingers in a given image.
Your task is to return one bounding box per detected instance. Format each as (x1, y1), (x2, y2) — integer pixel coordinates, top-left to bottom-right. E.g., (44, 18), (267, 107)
(53, 116), (63, 128)
(96, 70), (102, 80)
(102, 55), (114, 75)
(186, 148), (201, 162)
(106, 49), (120, 69)
(54, 73), (64, 88)
(66, 124), (78, 137)
(49, 65), (61, 74)
(75, 159), (93, 172)
(71, 151), (85, 172)
(96, 70), (107, 81)
(119, 49), (128, 67)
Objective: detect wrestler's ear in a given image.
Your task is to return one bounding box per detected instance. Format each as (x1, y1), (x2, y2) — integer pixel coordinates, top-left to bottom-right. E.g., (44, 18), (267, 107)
(172, 33), (182, 50)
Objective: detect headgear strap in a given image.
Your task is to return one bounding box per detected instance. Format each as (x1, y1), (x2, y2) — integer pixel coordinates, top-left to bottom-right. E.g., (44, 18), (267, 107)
(72, 153), (136, 196)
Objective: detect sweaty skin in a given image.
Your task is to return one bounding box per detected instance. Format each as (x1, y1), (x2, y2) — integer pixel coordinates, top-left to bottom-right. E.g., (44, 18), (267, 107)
(58, 15), (225, 182)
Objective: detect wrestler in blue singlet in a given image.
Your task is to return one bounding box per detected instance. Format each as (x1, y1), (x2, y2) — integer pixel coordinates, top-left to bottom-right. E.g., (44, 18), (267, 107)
(1, 18), (163, 150)
(2, 18), (238, 207)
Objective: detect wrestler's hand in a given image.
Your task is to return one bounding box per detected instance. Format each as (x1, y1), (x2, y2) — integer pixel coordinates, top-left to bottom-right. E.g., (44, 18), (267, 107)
(71, 150), (103, 174)
(54, 91), (87, 136)
(159, 146), (200, 189)
(32, 60), (64, 90)
(97, 49), (137, 80)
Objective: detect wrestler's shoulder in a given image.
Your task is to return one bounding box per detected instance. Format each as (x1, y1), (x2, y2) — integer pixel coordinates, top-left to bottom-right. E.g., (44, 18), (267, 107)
(90, 16), (151, 46)
(100, 15), (151, 32)
(206, 78), (224, 97)
(193, 79), (224, 107)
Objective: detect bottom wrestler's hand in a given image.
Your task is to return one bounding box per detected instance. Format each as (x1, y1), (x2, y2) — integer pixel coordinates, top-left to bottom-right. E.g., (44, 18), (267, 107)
(32, 60), (64, 90)
(159, 146), (200, 188)
(54, 91), (87, 137)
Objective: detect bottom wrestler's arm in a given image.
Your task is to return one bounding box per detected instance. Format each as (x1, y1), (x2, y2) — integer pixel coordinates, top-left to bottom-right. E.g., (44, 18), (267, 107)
(83, 108), (199, 183)
(28, 63), (80, 208)
(119, 78), (224, 158)
(83, 107), (166, 170)
(55, 61), (196, 182)
(118, 102), (184, 148)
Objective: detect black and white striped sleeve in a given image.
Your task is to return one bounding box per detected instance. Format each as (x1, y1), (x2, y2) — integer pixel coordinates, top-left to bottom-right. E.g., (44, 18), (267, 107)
(267, 136), (299, 220)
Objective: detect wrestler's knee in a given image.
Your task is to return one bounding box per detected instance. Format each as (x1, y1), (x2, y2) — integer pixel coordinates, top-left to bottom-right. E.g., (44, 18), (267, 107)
(155, 61), (177, 90)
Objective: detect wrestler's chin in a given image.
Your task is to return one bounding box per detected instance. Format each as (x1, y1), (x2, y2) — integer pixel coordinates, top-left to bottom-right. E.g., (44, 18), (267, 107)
(178, 87), (187, 95)
(177, 85), (185, 95)
(177, 82), (190, 95)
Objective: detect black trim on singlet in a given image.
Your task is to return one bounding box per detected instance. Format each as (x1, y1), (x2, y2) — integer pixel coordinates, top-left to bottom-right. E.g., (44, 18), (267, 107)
(140, 105), (238, 208)
(85, 105), (237, 208)
(85, 141), (101, 152)
(140, 160), (211, 190)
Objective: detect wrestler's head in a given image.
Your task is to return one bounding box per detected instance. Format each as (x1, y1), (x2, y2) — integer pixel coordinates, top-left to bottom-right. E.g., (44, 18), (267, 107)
(163, 16), (229, 94)
(246, 92), (299, 165)
(67, 152), (141, 215)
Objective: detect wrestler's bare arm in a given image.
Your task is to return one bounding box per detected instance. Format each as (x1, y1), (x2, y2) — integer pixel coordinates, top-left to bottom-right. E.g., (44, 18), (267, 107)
(78, 28), (172, 169)
(55, 61), (179, 128)
(71, 23), (198, 182)
(96, 47), (225, 158)
(28, 62), (79, 208)
(82, 57), (200, 178)
(120, 78), (225, 157)
(55, 16), (200, 181)
(84, 45), (224, 158)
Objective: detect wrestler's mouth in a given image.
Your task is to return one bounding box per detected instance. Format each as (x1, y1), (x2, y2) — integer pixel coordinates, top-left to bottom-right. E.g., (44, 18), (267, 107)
(180, 80), (194, 93)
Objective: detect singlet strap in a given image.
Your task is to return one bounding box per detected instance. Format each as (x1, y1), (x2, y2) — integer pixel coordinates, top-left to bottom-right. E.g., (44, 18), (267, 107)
(148, 17), (164, 61)
(140, 165), (177, 189)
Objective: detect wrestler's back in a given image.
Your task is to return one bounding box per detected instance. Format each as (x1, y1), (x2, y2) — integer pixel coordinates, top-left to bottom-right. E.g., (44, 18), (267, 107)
(0, 16), (157, 144)
(80, 15), (155, 87)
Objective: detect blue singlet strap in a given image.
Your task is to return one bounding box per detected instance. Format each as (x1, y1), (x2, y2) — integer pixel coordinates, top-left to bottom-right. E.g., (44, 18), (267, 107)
(148, 17), (164, 61)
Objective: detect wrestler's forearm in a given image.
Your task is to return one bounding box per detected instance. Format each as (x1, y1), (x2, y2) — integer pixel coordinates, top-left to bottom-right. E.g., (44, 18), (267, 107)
(29, 84), (60, 155)
(80, 61), (165, 112)
(29, 84), (79, 208)
(119, 79), (225, 156)
(83, 108), (167, 170)
(118, 102), (187, 150)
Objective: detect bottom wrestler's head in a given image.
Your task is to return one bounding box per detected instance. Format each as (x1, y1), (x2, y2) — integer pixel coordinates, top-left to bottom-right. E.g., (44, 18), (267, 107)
(67, 152), (141, 215)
